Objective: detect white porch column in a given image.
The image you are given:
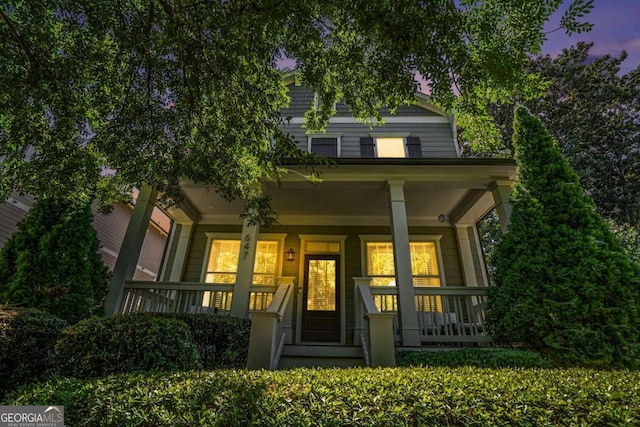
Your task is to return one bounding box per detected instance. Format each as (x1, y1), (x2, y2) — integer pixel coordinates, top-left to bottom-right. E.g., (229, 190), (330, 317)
(455, 224), (478, 287)
(387, 180), (421, 347)
(230, 217), (259, 318)
(167, 222), (193, 281)
(489, 181), (513, 233)
(105, 185), (158, 315)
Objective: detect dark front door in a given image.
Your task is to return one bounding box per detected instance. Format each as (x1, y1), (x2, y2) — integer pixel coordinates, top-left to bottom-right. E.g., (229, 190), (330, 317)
(301, 255), (340, 342)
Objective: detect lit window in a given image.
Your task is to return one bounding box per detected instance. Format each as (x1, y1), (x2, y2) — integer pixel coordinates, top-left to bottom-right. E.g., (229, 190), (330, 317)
(376, 138), (406, 158)
(365, 241), (442, 287)
(204, 239), (279, 285)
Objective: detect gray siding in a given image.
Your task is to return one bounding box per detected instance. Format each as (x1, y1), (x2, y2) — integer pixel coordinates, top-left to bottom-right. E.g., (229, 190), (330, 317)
(284, 122), (457, 158)
(282, 85), (439, 118)
(280, 84), (458, 158)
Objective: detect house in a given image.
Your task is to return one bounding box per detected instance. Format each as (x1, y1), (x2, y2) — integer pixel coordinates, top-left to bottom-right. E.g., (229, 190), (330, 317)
(0, 191), (170, 282)
(105, 75), (516, 368)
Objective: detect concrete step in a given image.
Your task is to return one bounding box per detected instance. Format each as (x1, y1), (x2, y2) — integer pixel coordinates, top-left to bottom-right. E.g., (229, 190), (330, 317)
(278, 345), (365, 369)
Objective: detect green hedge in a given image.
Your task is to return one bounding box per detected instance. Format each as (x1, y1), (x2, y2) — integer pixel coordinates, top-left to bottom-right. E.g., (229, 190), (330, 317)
(7, 368), (639, 425)
(0, 308), (66, 397)
(55, 315), (202, 378)
(397, 348), (552, 369)
(146, 313), (250, 368)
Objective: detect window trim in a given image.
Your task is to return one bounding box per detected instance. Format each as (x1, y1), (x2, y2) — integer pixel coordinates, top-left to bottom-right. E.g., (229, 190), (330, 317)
(307, 134), (342, 157)
(201, 232), (287, 285)
(358, 234), (446, 287)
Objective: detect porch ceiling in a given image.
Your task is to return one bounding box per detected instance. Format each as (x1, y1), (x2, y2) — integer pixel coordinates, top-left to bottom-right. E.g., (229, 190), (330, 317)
(174, 160), (516, 226)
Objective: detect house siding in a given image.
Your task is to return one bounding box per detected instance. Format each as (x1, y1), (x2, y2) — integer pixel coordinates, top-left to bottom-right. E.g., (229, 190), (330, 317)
(285, 122), (457, 158)
(281, 85), (440, 118)
(280, 84), (457, 158)
(0, 194), (167, 282)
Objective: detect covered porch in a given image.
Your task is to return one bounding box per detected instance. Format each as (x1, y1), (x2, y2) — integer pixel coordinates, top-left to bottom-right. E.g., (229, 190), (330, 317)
(104, 159), (515, 368)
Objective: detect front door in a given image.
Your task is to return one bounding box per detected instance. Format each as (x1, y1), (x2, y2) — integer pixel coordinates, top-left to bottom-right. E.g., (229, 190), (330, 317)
(301, 255), (340, 342)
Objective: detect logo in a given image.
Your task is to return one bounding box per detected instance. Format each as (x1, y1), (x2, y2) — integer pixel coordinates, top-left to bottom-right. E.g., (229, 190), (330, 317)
(0, 406), (64, 427)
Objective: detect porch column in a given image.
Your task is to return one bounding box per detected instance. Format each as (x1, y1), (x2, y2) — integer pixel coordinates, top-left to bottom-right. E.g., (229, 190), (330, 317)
(489, 181), (513, 233)
(105, 185), (158, 316)
(455, 224), (478, 287)
(167, 222), (193, 281)
(230, 217), (259, 318)
(387, 180), (421, 347)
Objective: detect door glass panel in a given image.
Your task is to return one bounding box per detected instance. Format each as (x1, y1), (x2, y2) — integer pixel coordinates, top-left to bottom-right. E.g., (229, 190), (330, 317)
(306, 260), (336, 311)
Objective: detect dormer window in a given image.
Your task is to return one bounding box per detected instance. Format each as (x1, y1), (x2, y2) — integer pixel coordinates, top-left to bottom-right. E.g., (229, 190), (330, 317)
(360, 135), (422, 158)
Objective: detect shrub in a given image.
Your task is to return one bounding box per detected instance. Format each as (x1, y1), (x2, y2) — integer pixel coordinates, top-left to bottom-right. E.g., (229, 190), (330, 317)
(148, 313), (250, 368)
(54, 314), (201, 378)
(396, 348), (552, 369)
(0, 198), (109, 324)
(0, 307), (66, 397)
(488, 108), (640, 368)
(7, 368), (640, 425)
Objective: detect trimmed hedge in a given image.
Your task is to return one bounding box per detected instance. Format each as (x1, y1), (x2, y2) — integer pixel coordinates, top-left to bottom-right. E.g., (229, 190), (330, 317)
(396, 348), (552, 369)
(7, 368), (640, 425)
(55, 315), (202, 378)
(146, 313), (250, 368)
(0, 308), (66, 397)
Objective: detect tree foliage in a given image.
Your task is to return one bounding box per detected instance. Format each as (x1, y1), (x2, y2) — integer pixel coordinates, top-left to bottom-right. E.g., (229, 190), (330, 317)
(470, 43), (640, 229)
(0, 197), (109, 324)
(488, 107), (640, 368)
(0, 0), (591, 222)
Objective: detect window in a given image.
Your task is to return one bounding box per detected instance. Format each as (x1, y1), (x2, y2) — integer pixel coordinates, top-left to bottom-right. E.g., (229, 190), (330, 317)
(360, 136), (422, 158)
(376, 138), (406, 158)
(308, 135), (341, 157)
(204, 238), (281, 285)
(364, 240), (442, 287)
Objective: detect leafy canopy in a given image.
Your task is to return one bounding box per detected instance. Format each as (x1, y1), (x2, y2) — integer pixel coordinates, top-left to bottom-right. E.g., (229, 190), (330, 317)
(470, 43), (640, 229)
(0, 0), (591, 222)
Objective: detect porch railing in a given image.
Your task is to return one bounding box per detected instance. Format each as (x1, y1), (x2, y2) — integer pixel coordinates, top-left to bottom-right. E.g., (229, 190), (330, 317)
(354, 279), (396, 367)
(356, 278), (491, 344)
(117, 281), (279, 315)
(247, 278), (296, 369)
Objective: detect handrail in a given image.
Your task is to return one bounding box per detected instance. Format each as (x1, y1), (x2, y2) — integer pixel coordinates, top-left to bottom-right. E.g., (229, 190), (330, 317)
(355, 279), (396, 367)
(357, 283), (380, 314)
(247, 279), (296, 370)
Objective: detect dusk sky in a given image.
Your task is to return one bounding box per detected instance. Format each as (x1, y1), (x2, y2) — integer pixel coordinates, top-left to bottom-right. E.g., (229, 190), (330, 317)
(544, 0), (640, 74)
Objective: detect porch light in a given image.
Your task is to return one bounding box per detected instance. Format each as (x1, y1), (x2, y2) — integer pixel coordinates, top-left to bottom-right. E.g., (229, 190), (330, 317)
(438, 214), (448, 223)
(286, 248), (296, 262)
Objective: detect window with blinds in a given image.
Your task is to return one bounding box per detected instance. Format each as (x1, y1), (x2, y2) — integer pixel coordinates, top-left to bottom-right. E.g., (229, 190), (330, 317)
(205, 239), (279, 285)
(365, 241), (441, 287)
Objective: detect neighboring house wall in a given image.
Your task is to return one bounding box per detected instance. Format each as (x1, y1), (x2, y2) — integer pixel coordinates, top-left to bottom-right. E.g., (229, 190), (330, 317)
(0, 195), (32, 247)
(0, 194), (169, 281)
(93, 203), (169, 281)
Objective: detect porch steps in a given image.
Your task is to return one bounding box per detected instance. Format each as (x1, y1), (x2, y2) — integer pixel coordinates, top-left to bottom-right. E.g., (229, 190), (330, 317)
(277, 345), (365, 369)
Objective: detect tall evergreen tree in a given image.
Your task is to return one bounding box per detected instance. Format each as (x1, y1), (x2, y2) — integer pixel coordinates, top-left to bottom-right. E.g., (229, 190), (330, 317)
(0, 198), (109, 324)
(488, 107), (640, 367)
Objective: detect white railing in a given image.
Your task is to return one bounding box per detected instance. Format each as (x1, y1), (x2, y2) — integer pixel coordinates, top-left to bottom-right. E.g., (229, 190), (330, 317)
(357, 278), (491, 344)
(354, 278), (396, 367)
(247, 277), (296, 370)
(117, 281), (280, 314)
